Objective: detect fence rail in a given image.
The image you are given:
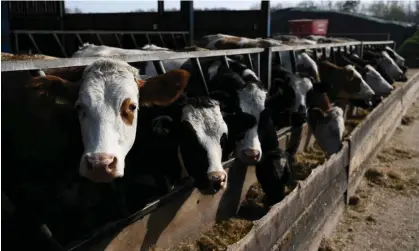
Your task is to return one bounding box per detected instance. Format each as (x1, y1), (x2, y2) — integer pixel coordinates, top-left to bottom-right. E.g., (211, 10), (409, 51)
(1, 41), (393, 72)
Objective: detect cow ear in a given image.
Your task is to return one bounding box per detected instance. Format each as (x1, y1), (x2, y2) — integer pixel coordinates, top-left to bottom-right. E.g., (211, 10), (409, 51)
(27, 75), (80, 106)
(137, 69), (190, 107)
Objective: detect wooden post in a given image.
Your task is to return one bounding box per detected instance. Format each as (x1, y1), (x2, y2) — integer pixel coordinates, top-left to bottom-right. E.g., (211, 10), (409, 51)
(180, 1), (194, 46)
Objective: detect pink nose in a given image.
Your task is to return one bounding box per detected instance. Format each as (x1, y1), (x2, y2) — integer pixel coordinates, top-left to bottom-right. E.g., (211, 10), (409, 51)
(242, 149), (261, 160)
(85, 153), (117, 174)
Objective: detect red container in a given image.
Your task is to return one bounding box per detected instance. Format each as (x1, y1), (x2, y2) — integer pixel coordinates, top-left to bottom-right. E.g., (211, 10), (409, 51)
(288, 19), (329, 36)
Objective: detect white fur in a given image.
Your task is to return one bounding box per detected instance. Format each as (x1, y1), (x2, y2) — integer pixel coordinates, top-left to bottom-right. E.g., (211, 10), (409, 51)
(364, 65), (393, 96)
(312, 106), (345, 156)
(77, 58), (141, 179)
(181, 100), (228, 188)
(72, 43), (188, 77)
(379, 51), (404, 79)
(297, 52), (320, 81)
(345, 65), (375, 99)
(292, 76), (313, 113)
(385, 46), (405, 66)
(237, 83), (267, 162)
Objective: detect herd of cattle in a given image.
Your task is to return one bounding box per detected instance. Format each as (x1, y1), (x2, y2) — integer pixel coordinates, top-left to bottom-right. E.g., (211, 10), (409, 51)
(2, 34), (409, 245)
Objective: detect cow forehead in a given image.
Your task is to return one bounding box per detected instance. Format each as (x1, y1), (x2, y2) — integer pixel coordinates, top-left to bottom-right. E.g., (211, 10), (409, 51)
(79, 69), (139, 108)
(238, 84), (267, 118)
(182, 103), (228, 139)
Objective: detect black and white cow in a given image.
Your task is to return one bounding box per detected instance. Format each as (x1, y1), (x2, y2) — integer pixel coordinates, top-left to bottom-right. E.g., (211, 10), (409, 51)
(363, 49), (407, 82)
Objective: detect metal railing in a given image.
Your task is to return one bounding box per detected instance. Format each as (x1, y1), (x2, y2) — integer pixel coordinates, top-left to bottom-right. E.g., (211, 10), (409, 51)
(11, 30), (190, 57)
(1, 39), (396, 251)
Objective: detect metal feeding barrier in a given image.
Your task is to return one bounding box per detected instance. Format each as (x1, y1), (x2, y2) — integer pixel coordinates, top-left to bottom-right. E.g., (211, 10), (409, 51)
(1, 40), (396, 251)
(11, 30), (191, 56)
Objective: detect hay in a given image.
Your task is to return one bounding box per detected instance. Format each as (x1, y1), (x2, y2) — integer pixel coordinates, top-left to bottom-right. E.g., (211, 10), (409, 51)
(292, 144), (326, 182)
(377, 147), (419, 163)
(1, 52), (57, 61)
(364, 168), (414, 191)
(167, 145), (328, 251)
(318, 238), (336, 251)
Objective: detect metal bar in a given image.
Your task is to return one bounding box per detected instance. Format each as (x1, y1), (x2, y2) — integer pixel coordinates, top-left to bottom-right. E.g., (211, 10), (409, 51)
(14, 33), (19, 53)
(270, 41), (363, 52)
(221, 55), (230, 68)
(145, 34), (151, 44)
(27, 33), (41, 54)
(53, 33), (67, 57)
(2, 48), (265, 72)
(191, 57), (209, 95)
(76, 33), (83, 45)
(275, 51), (282, 65)
(313, 49), (318, 61)
(96, 33), (104, 45)
(260, 48), (272, 91)
(114, 34), (122, 47)
(159, 33), (166, 48)
(153, 60), (166, 75)
(12, 30), (189, 35)
(255, 53), (261, 78)
(360, 42), (364, 58)
(245, 54), (254, 71)
(289, 50), (297, 73)
(182, 33), (188, 47)
(171, 34), (178, 50)
(130, 34), (138, 48)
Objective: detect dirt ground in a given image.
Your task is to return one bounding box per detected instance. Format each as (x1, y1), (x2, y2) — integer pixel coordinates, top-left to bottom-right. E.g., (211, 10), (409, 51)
(320, 100), (419, 251)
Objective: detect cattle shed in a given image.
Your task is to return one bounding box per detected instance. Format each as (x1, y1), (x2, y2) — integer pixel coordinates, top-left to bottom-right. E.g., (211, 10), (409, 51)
(271, 8), (418, 48)
(3, 0), (272, 56)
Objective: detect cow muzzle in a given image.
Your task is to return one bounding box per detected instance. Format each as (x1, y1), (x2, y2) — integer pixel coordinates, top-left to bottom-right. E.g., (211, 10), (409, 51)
(239, 148), (261, 164)
(208, 171), (227, 192)
(82, 152), (118, 183)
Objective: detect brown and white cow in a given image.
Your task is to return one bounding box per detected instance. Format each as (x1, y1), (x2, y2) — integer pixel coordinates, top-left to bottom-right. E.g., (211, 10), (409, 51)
(317, 60), (375, 104)
(25, 58), (189, 183)
(195, 33), (283, 50)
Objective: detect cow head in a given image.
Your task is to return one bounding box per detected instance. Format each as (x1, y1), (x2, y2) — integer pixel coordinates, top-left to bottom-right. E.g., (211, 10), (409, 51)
(337, 65), (375, 101)
(296, 52), (320, 83)
(207, 60), (267, 164)
(378, 51), (407, 82)
(177, 97), (229, 192)
(29, 59), (189, 183)
(364, 65), (393, 96)
(307, 106), (345, 156)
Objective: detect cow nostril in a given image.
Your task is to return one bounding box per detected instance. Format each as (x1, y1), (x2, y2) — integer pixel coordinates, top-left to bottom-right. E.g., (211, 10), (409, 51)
(243, 149), (260, 160)
(85, 153), (117, 168)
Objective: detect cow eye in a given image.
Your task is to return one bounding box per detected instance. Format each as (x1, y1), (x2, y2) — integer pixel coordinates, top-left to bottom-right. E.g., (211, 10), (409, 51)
(129, 104), (137, 112)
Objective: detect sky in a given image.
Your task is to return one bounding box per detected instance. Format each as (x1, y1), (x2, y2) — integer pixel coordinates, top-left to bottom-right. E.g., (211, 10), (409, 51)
(64, 0), (296, 13)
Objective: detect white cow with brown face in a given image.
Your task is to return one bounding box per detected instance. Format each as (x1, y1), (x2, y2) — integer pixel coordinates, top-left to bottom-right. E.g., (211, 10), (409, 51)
(31, 58), (189, 183)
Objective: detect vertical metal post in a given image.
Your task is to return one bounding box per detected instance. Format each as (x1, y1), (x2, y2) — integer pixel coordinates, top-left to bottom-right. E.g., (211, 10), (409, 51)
(130, 34), (138, 48)
(289, 50), (297, 73)
(171, 34), (178, 50)
(261, 0), (270, 38)
(27, 33), (41, 54)
(191, 58), (209, 95)
(145, 33), (151, 44)
(245, 54), (254, 71)
(53, 33), (67, 57)
(158, 0), (164, 15)
(76, 33), (83, 46)
(14, 33), (19, 53)
(96, 33), (104, 45)
(255, 53), (261, 78)
(221, 55), (230, 68)
(153, 61), (166, 75)
(115, 34), (122, 47)
(181, 1), (194, 46)
(2, 1), (11, 52)
(260, 47), (272, 92)
(360, 42), (364, 58)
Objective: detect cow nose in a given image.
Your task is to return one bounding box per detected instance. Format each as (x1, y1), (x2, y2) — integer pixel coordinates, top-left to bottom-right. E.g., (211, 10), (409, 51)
(208, 171), (227, 192)
(242, 149), (261, 160)
(85, 153), (117, 173)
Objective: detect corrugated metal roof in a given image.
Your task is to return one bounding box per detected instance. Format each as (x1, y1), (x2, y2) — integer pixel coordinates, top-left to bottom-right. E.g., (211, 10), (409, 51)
(275, 8), (416, 28)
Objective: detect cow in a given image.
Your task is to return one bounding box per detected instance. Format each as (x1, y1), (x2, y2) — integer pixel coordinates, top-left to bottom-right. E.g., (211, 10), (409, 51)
(25, 58), (189, 183)
(363, 49), (407, 82)
(370, 46), (407, 74)
(346, 53), (396, 85)
(195, 33), (283, 50)
(317, 60), (375, 105)
(334, 52), (393, 98)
